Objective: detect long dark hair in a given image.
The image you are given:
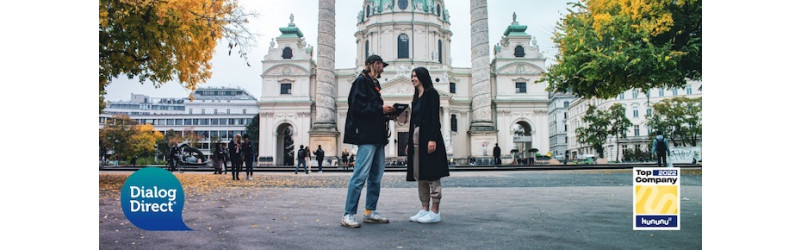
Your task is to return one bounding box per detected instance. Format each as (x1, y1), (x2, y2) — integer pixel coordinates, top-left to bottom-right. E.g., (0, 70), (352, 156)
(412, 67), (435, 104)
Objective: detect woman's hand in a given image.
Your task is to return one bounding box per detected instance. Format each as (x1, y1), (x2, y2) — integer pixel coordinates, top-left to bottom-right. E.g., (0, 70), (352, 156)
(427, 141), (436, 154)
(405, 145), (409, 155)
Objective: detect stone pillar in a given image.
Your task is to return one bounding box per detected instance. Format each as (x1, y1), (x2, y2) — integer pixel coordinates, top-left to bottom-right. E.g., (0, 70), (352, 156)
(468, 0), (497, 157)
(259, 112), (271, 165)
(310, 0), (339, 153)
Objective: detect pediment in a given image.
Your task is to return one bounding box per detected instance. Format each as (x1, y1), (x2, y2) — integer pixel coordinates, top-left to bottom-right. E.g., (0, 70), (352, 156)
(262, 64), (310, 77)
(496, 62), (545, 75)
(380, 77), (414, 95)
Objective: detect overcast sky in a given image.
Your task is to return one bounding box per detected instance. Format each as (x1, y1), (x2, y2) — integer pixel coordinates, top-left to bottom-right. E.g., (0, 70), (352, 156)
(104, 0), (571, 102)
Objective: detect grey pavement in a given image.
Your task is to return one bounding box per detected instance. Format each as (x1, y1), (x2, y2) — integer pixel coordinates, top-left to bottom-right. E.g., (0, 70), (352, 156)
(99, 170), (702, 249)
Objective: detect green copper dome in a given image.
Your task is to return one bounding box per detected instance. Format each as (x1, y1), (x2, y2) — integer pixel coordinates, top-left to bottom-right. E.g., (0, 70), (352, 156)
(279, 14), (303, 38)
(503, 12), (530, 37)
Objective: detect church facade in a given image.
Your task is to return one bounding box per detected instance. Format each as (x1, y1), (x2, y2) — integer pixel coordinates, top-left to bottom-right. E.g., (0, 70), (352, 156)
(258, 0), (549, 165)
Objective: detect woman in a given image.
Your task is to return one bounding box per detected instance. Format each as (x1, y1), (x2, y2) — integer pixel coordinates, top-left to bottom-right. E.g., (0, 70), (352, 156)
(405, 67), (450, 224)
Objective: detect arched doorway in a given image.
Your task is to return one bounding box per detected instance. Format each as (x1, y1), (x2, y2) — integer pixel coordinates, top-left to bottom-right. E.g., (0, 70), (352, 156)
(276, 123), (295, 166)
(512, 121), (533, 164)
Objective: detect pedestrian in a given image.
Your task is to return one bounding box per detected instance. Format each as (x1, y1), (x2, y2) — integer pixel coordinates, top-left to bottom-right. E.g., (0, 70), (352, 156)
(168, 144), (178, 171)
(130, 155), (137, 167)
(405, 67), (450, 224)
(295, 145), (309, 174)
(340, 55), (395, 228)
(222, 144), (228, 175)
(564, 150), (570, 165)
(493, 143), (501, 166)
(229, 134), (242, 180)
(114, 153), (119, 167)
(213, 143), (223, 174)
(651, 131), (671, 167)
(341, 148), (350, 172)
(314, 145), (325, 173)
(243, 134), (254, 180)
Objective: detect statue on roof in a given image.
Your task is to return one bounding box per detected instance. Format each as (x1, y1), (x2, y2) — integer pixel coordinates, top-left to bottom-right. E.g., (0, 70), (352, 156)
(513, 12), (518, 24)
(290, 14), (294, 24)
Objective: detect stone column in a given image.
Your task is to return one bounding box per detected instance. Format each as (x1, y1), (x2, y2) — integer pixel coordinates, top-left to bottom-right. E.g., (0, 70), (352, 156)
(310, 0), (339, 154)
(468, 0), (497, 157)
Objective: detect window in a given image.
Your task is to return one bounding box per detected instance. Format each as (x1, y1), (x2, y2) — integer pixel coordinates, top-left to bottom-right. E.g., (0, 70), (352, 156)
(282, 47), (293, 59)
(227, 109), (230, 114)
(449, 82), (456, 94)
(220, 119), (227, 125)
(366, 5), (370, 17)
(619, 92), (625, 100)
(647, 108), (652, 117)
(243, 109), (247, 114)
(633, 109), (639, 118)
(632, 89), (639, 99)
(211, 119), (218, 125)
(210, 131), (218, 138)
(564, 124), (568, 132)
(398, 0), (408, 10)
(365, 40), (370, 59)
(659, 88), (665, 97)
(398, 34), (409, 59)
(451, 115), (457, 132)
(193, 119), (199, 125)
(515, 82), (527, 93)
(514, 46), (525, 57)
(564, 101), (570, 108)
(438, 40), (443, 64)
(228, 131), (234, 139)
(167, 119), (174, 125)
(214, 109), (217, 114)
(437, 4), (441, 17)
(564, 112), (567, 119)
(634, 125), (640, 136)
(200, 119), (208, 125)
(229, 119), (236, 125)
(672, 88), (679, 96)
(188, 108), (193, 114)
(280, 83), (292, 94)
(184, 119), (191, 125)
(686, 85), (693, 95)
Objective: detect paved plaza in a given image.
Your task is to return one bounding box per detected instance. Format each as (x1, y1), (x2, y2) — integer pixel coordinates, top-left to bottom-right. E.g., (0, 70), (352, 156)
(99, 169), (702, 249)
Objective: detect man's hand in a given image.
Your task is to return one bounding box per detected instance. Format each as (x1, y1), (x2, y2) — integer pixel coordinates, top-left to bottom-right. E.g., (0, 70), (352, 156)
(382, 105), (395, 114)
(427, 141), (436, 154)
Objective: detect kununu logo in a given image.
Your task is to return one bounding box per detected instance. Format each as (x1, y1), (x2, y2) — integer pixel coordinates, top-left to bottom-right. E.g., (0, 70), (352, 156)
(121, 167), (191, 230)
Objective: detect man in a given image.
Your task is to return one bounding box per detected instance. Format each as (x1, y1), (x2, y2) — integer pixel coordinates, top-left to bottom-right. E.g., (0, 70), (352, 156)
(341, 55), (395, 228)
(168, 143), (178, 172)
(493, 143), (501, 166)
(242, 134), (254, 180)
(651, 131), (671, 167)
(314, 145), (325, 173)
(296, 145), (309, 174)
(229, 134), (242, 180)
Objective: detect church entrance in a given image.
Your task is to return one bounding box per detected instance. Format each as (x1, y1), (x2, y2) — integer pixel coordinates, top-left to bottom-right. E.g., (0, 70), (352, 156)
(276, 123), (295, 166)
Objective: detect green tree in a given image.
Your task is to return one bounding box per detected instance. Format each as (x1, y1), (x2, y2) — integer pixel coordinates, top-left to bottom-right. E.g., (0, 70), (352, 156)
(100, 114), (163, 161)
(607, 103), (632, 162)
(99, 0), (256, 112)
(576, 105), (610, 158)
(647, 96), (702, 146)
(245, 114), (259, 140)
(157, 129), (177, 160)
(542, 0), (701, 99)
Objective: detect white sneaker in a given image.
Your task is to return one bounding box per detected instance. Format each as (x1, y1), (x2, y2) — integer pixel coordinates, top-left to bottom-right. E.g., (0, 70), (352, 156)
(340, 214), (361, 228)
(417, 211), (441, 223)
(409, 210), (430, 222)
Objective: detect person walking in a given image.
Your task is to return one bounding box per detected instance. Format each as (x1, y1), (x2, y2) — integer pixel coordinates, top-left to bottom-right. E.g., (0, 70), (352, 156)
(341, 148), (350, 172)
(651, 131), (671, 167)
(213, 143), (223, 174)
(314, 145), (325, 173)
(404, 67), (450, 224)
(493, 143), (501, 166)
(242, 134), (254, 180)
(295, 145), (309, 174)
(229, 134), (242, 180)
(340, 55), (396, 228)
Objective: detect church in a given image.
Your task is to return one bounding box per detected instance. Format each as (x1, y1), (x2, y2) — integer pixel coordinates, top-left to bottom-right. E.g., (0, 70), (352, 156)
(257, 0), (549, 165)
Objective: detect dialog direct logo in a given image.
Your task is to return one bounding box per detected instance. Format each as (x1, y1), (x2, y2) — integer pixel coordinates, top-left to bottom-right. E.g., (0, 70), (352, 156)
(121, 167), (192, 231)
(633, 168), (680, 230)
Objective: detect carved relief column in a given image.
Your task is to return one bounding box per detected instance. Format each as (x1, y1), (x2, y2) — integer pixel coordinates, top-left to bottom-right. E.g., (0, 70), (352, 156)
(310, 0), (339, 155)
(468, 0), (497, 157)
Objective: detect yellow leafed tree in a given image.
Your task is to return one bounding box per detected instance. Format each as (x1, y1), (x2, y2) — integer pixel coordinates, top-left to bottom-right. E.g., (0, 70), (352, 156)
(99, 0), (256, 112)
(131, 123), (164, 158)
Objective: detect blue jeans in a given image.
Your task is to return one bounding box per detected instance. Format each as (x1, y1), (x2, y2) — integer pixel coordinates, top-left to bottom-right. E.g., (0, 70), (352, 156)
(296, 159), (308, 173)
(344, 144), (385, 215)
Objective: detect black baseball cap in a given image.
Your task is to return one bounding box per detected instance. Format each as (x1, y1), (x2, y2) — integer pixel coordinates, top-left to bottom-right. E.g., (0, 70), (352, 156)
(366, 55), (389, 67)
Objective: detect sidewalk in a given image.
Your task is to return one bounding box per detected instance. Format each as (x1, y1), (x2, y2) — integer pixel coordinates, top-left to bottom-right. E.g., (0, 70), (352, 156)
(99, 171), (702, 249)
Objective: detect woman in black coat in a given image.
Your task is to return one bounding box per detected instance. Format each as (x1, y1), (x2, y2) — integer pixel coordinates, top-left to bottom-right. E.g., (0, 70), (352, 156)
(405, 67), (449, 224)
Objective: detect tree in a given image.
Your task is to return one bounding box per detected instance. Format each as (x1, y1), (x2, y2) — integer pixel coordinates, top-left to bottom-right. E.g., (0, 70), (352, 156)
(647, 96), (702, 147)
(245, 114), (259, 142)
(576, 105), (610, 158)
(99, 0), (256, 112)
(157, 129), (177, 160)
(607, 103), (632, 162)
(130, 123), (164, 158)
(182, 127), (204, 148)
(542, 0), (701, 99)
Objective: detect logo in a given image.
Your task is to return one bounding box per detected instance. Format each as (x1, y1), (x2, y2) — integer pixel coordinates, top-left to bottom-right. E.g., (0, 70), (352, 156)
(633, 168), (680, 230)
(120, 167), (192, 231)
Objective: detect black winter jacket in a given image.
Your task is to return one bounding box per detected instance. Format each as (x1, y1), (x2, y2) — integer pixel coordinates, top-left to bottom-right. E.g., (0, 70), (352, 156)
(343, 70), (389, 145)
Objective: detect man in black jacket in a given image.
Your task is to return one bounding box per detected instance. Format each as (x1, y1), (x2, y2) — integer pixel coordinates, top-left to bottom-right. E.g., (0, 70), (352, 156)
(314, 145), (325, 173)
(341, 55), (395, 228)
(242, 134), (254, 180)
(493, 143), (501, 166)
